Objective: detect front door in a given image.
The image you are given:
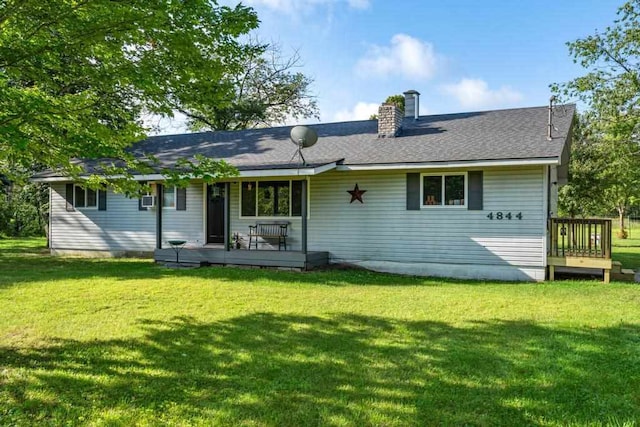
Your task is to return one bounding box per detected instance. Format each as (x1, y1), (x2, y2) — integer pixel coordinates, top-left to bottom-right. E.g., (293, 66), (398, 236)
(206, 183), (225, 244)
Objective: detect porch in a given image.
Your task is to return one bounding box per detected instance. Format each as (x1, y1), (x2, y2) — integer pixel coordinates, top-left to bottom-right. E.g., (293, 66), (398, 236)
(547, 218), (613, 283)
(153, 177), (329, 270)
(154, 247), (329, 270)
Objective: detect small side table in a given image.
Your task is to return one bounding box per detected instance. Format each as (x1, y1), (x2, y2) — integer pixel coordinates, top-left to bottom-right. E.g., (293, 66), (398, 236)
(167, 240), (187, 263)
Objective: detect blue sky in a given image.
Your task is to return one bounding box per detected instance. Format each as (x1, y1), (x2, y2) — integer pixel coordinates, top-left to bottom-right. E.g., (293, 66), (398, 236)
(157, 0), (622, 133)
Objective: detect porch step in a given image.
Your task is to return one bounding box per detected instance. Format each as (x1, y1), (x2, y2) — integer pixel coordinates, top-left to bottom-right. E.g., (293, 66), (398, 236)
(611, 268), (637, 282)
(611, 261), (622, 274)
(162, 261), (203, 269)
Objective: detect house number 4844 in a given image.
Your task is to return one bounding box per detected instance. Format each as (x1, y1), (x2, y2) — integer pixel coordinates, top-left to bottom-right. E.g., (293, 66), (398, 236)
(487, 212), (523, 220)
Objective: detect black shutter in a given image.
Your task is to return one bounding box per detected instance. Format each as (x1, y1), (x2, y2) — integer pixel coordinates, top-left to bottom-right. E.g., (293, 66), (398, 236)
(65, 183), (75, 212)
(98, 189), (107, 211)
(176, 187), (187, 210)
(138, 181), (147, 211)
(468, 171), (483, 210)
(406, 173), (420, 210)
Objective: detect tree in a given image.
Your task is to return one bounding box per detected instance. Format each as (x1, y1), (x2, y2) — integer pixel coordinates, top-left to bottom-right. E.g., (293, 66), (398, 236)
(180, 41), (319, 131)
(599, 135), (640, 237)
(558, 118), (607, 218)
(383, 94), (405, 114)
(557, 0), (640, 134)
(553, 0), (640, 237)
(558, 117), (640, 233)
(369, 94), (405, 120)
(0, 178), (48, 238)
(0, 0), (260, 190)
(557, 119), (640, 237)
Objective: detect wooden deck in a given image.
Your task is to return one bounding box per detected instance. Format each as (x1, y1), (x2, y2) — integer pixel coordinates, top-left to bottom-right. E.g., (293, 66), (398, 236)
(154, 247), (329, 270)
(547, 218), (612, 283)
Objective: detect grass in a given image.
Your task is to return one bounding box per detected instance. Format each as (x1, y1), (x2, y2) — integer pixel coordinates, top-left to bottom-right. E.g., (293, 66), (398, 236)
(1, 238), (639, 426)
(613, 221), (640, 270)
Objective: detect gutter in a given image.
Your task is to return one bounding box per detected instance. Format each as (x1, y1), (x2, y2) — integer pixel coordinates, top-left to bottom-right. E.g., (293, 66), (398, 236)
(336, 157), (560, 171)
(31, 161), (341, 183)
(32, 157), (561, 182)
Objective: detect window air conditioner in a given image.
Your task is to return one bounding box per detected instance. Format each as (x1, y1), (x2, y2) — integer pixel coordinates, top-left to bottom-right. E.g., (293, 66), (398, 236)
(141, 195), (155, 208)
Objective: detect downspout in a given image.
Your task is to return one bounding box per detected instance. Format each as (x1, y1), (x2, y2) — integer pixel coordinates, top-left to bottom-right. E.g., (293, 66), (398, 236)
(301, 179), (308, 255)
(156, 183), (163, 250)
(48, 184), (52, 249)
(224, 182), (230, 252)
(547, 166), (551, 219)
(546, 165), (553, 261)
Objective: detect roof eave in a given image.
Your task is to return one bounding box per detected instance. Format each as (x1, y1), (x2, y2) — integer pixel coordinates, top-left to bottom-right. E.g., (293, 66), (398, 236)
(31, 161), (340, 182)
(336, 157), (561, 171)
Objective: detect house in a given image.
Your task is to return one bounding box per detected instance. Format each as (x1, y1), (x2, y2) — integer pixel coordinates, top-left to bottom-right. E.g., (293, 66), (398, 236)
(34, 91), (576, 281)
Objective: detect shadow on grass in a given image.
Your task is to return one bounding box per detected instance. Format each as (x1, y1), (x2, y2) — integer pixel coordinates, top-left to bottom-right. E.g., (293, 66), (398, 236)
(1, 314), (638, 425)
(0, 243), (49, 256)
(0, 250), (492, 289)
(613, 247), (640, 271)
(0, 237), (529, 289)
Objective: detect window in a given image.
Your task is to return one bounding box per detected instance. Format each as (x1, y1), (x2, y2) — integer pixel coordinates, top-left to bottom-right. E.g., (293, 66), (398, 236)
(163, 185), (176, 209)
(422, 173), (466, 207)
(241, 180), (304, 217)
(73, 185), (97, 209)
(241, 182), (257, 216)
(258, 181), (289, 216)
(291, 181), (303, 216)
(423, 176), (442, 205)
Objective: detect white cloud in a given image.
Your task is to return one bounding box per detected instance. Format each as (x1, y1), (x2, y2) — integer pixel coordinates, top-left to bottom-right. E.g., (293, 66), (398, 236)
(332, 102), (379, 122)
(347, 0), (370, 9)
(356, 34), (439, 80)
(441, 78), (523, 109)
(245, 0), (370, 13)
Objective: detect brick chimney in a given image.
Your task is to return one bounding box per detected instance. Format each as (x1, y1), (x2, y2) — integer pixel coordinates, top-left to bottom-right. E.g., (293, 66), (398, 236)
(403, 89), (420, 120)
(377, 103), (403, 138)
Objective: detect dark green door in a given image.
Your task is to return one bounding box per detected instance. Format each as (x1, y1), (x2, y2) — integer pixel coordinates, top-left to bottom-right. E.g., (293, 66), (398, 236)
(207, 184), (225, 244)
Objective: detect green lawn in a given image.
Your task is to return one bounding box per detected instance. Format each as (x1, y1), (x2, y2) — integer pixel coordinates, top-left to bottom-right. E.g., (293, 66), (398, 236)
(1, 238), (639, 426)
(613, 223), (640, 270)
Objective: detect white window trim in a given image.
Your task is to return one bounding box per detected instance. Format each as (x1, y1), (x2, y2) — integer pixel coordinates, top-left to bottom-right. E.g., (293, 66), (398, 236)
(239, 179), (306, 219)
(73, 184), (98, 210)
(162, 185), (177, 210)
(137, 185), (154, 210)
(420, 172), (468, 209)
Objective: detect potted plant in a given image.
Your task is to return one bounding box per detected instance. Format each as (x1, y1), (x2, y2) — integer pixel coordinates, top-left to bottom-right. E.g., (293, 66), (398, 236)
(231, 233), (242, 249)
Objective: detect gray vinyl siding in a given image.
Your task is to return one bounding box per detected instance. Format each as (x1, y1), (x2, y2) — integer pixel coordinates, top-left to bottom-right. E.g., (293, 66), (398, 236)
(50, 167), (546, 268)
(307, 167), (546, 267)
(229, 181), (302, 250)
(161, 183), (205, 246)
(50, 183), (155, 252)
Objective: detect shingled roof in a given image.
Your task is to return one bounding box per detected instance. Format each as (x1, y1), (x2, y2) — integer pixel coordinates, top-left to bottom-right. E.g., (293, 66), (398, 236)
(35, 104), (575, 178)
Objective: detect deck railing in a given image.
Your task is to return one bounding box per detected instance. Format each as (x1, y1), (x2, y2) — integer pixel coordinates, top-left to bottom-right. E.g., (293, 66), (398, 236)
(548, 218), (612, 259)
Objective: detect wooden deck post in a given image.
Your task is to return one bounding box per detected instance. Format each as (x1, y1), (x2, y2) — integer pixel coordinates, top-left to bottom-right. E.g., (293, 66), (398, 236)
(547, 218), (613, 283)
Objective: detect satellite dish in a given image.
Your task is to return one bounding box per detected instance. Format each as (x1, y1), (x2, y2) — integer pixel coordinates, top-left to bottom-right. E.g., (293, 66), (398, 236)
(289, 126), (318, 166)
(290, 126), (318, 148)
